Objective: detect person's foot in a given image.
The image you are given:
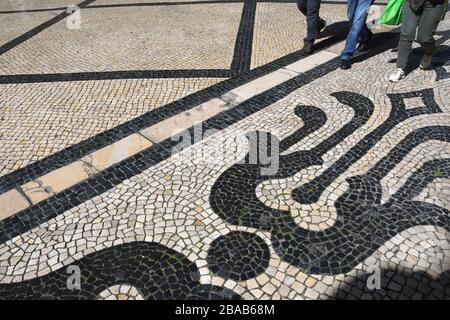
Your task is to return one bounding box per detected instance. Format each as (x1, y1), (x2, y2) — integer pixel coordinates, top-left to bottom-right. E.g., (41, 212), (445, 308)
(340, 59), (351, 70)
(357, 30), (373, 53)
(419, 52), (434, 69)
(302, 42), (314, 55)
(319, 19), (327, 34)
(356, 42), (370, 53)
(388, 68), (405, 82)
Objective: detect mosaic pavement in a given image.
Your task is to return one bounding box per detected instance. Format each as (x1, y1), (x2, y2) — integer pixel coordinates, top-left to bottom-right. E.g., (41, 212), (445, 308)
(0, 0), (449, 300)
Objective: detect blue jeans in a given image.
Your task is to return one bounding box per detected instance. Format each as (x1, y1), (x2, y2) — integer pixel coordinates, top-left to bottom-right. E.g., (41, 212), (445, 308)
(341, 0), (373, 60)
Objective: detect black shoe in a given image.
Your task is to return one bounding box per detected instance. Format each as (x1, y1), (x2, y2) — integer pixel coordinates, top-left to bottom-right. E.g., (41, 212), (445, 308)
(302, 42), (313, 55)
(357, 30), (373, 53)
(356, 42), (370, 53)
(419, 52), (434, 69)
(319, 19), (327, 34)
(340, 59), (351, 70)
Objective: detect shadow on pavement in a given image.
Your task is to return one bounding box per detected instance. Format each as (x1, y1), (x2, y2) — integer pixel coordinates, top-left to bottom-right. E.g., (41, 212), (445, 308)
(330, 269), (450, 300)
(317, 21), (351, 39)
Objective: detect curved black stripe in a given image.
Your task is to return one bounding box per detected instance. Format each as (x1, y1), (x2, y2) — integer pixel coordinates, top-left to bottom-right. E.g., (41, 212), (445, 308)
(210, 91), (375, 231)
(295, 158), (450, 273)
(292, 88), (442, 205)
(209, 90), (449, 274)
(0, 241), (241, 300)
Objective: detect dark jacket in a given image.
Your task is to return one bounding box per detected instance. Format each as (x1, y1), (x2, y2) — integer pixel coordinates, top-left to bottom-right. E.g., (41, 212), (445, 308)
(409, 0), (446, 12)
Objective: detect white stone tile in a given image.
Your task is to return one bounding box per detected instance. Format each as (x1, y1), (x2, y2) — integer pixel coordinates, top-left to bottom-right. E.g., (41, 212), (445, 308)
(0, 189), (30, 221)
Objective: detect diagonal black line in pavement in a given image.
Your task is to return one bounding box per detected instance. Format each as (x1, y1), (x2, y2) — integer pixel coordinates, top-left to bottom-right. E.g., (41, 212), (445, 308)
(230, 0), (257, 76)
(0, 31), (400, 244)
(0, 0), (97, 55)
(0, 7), (68, 14)
(0, 69), (230, 84)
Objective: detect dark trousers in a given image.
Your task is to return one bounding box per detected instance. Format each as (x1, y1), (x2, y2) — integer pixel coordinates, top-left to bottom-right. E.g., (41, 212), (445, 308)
(297, 0), (323, 44)
(397, 0), (446, 70)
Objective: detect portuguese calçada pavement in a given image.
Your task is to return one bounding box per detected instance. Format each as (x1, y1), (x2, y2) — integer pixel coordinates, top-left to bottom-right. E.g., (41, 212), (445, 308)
(0, 0), (449, 300)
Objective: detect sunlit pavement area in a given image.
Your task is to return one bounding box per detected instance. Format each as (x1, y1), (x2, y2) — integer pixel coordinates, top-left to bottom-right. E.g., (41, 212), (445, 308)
(0, 0), (449, 300)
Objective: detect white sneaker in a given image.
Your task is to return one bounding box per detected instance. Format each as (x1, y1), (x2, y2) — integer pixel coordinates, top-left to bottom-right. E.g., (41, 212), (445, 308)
(389, 68), (405, 82)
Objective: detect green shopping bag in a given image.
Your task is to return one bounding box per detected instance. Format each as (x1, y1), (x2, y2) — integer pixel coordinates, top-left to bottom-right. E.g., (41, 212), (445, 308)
(379, 0), (404, 25)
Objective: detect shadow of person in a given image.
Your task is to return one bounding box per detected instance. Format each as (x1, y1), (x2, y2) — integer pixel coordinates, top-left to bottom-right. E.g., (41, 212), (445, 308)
(431, 45), (450, 80)
(330, 268), (450, 300)
(317, 21), (351, 39)
(351, 31), (400, 63)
